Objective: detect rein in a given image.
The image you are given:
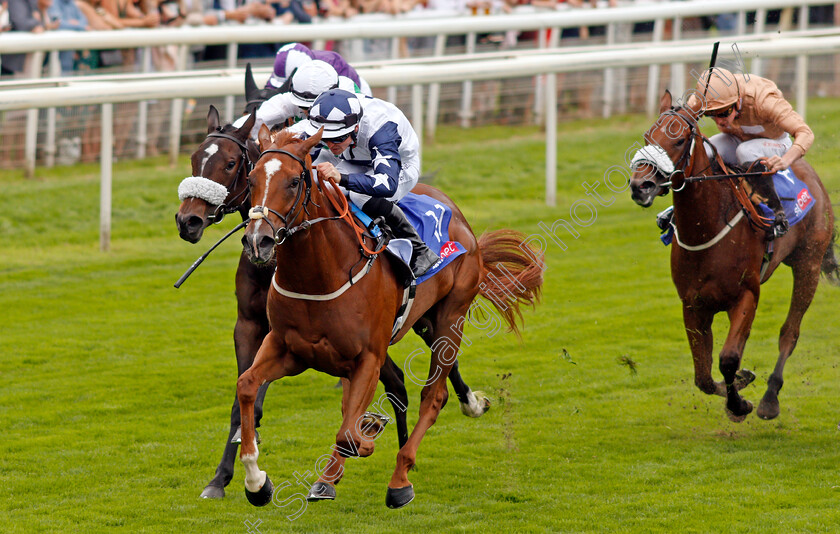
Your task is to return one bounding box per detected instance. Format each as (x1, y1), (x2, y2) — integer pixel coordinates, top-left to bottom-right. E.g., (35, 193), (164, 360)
(637, 108), (773, 250)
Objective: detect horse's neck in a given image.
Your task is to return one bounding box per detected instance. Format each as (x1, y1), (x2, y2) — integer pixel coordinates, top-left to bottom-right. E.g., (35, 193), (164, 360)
(273, 185), (361, 290)
(672, 143), (738, 237)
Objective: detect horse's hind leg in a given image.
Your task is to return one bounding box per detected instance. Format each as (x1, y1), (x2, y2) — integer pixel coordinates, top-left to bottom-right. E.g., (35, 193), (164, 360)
(414, 317), (490, 418)
(758, 257), (822, 419)
(387, 300), (473, 509)
(380, 355), (409, 448)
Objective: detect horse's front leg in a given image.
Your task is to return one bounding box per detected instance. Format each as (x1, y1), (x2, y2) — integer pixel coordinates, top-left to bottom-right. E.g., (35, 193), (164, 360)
(203, 322), (269, 499)
(719, 290), (759, 422)
(683, 303), (720, 395)
(238, 331), (305, 507)
(334, 351), (383, 459)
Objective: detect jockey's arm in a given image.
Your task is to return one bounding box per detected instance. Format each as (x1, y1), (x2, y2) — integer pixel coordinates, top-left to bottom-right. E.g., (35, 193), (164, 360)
(232, 92), (300, 138)
(339, 126), (402, 197)
(758, 91), (814, 173)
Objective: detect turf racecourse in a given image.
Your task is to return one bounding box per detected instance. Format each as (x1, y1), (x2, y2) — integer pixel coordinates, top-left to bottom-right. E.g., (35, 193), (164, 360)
(2, 99), (840, 533)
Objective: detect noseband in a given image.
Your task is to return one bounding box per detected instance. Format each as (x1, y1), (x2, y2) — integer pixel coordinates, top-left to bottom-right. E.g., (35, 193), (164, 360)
(205, 130), (254, 223)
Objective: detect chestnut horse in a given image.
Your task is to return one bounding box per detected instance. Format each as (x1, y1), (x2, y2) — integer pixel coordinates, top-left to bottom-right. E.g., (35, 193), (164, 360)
(630, 91), (839, 422)
(237, 127), (543, 508)
(176, 107), (493, 499)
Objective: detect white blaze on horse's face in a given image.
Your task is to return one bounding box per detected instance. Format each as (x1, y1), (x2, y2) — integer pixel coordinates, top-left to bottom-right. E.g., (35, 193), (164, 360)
(201, 143), (219, 175)
(253, 159), (283, 234)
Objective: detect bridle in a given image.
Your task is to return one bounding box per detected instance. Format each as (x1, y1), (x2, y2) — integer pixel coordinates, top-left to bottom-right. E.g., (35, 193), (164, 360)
(632, 108), (712, 195)
(205, 130), (254, 224)
(247, 146), (387, 257)
(247, 148), (334, 244)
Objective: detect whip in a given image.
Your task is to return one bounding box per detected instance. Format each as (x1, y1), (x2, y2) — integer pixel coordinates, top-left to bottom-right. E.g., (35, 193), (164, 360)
(174, 220), (248, 288)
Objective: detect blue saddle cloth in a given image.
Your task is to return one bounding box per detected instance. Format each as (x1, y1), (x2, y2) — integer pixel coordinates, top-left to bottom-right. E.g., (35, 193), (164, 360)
(756, 167), (815, 226)
(350, 193), (467, 285)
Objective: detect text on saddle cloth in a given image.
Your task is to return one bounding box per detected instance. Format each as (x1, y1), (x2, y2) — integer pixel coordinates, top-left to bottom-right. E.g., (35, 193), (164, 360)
(349, 193), (467, 285)
(755, 168), (815, 227)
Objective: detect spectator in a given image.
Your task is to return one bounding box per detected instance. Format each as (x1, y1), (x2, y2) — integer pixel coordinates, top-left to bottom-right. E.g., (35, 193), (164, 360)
(47, 0), (89, 74)
(75, 0), (124, 30)
(2, 0), (58, 76)
(268, 0), (310, 24)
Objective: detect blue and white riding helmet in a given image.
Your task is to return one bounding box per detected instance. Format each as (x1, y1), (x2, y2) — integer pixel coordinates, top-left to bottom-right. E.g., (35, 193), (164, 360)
(305, 89), (363, 140)
(288, 60), (339, 109)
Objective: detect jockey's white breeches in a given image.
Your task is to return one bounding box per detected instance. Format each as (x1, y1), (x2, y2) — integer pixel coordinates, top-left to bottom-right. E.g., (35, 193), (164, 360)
(704, 132), (792, 167)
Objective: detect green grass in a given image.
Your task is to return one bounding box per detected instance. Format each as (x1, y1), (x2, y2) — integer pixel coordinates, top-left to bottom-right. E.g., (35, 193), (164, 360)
(2, 99), (840, 533)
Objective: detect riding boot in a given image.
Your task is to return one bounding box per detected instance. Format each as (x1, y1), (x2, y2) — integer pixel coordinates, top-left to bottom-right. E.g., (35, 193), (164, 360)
(363, 197), (440, 278)
(656, 205), (674, 232)
(745, 163), (789, 240)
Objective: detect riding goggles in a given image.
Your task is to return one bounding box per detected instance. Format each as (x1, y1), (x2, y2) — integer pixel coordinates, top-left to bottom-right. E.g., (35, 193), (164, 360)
(706, 104), (736, 118)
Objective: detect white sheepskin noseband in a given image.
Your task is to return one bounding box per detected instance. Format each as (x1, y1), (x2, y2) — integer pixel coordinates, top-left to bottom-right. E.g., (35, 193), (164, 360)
(631, 145), (676, 177)
(178, 176), (229, 205)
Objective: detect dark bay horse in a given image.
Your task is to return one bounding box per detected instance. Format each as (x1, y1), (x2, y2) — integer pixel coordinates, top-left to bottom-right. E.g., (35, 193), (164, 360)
(237, 127), (543, 508)
(176, 107), (493, 499)
(630, 91), (839, 422)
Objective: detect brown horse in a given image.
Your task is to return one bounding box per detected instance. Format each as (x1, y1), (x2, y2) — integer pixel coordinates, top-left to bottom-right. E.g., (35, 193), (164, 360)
(236, 126), (543, 508)
(629, 91), (839, 422)
(176, 107), (493, 499)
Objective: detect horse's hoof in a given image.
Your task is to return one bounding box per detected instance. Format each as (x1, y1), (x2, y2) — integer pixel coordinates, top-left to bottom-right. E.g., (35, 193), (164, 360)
(306, 481), (336, 502)
(734, 369), (756, 390)
(725, 399), (753, 423)
(245, 475), (274, 507)
(359, 412), (391, 440)
(460, 390), (491, 418)
(757, 393), (780, 420)
(231, 427), (261, 445)
(200, 485), (225, 499)
(385, 485), (414, 509)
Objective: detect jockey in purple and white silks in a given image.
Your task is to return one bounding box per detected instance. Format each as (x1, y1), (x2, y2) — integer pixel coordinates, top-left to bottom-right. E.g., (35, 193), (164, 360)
(235, 60), (361, 135)
(290, 89), (439, 278)
(266, 42), (372, 97)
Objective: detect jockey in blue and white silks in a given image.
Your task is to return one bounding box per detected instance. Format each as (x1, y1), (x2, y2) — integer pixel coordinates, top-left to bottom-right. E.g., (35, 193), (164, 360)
(266, 42), (372, 97)
(290, 89), (438, 278)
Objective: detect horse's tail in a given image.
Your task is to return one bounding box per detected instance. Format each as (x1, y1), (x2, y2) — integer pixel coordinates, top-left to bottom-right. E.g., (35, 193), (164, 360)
(821, 227), (840, 286)
(477, 229), (544, 337)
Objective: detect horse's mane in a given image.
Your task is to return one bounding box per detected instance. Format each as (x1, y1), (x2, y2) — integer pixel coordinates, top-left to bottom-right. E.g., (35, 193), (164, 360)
(272, 130), (298, 147)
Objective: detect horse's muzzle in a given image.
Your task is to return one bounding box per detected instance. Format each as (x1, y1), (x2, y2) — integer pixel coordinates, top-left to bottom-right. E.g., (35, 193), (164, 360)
(242, 231), (276, 265)
(176, 213), (205, 243)
(630, 178), (660, 208)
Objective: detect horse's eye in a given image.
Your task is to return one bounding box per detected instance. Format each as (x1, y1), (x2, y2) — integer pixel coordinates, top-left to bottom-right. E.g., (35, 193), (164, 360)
(675, 138), (685, 147)
(226, 160), (237, 170)
(290, 178), (301, 188)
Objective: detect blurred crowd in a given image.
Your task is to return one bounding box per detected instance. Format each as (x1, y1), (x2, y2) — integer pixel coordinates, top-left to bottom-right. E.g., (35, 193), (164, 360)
(5, 0), (836, 79)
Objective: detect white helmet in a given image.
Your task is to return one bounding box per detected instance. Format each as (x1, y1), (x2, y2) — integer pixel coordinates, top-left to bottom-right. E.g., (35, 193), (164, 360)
(288, 60), (339, 109)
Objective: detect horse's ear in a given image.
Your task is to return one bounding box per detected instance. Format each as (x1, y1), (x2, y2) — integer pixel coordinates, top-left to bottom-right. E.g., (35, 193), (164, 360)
(684, 92), (703, 119)
(207, 105), (221, 134)
(659, 90), (673, 114)
(235, 112), (256, 141)
(257, 124), (272, 151)
(244, 63), (260, 105)
(302, 127), (324, 155)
